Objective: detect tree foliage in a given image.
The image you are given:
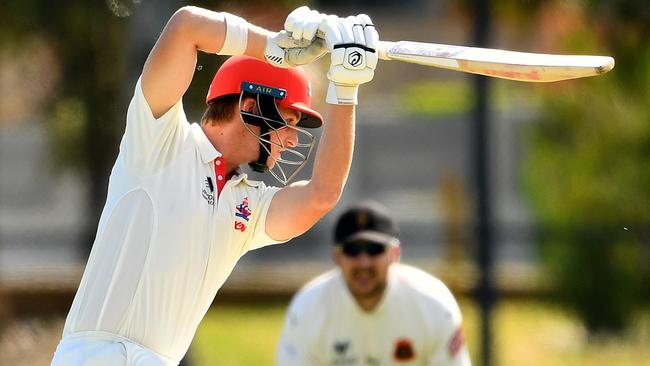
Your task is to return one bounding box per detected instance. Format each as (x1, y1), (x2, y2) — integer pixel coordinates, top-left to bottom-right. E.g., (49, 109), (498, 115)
(522, 0), (650, 333)
(1, 1), (129, 254)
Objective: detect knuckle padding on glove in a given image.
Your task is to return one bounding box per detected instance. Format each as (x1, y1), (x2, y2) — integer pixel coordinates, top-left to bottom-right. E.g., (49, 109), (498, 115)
(352, 26), (365, 44)
(357, 14), (372, 24)
(337, 20), (355, 43)
(364, 28), (378, 50)
(292, 20), (305, 40)
(285, 7), (304, 31)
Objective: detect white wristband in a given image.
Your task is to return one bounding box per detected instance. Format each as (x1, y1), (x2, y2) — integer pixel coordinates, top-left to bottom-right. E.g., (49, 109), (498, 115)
(219, 13), (248, 55)
(326, 81), (359, 105)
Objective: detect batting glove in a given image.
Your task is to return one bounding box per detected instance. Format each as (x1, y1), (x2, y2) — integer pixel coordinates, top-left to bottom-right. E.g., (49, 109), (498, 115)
(264, 6), (328, 68)
(323, 14), (378, 105)
(284, 6), (328, 45)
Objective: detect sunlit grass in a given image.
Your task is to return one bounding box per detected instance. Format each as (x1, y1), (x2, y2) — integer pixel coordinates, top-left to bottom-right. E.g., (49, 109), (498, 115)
(189, 302), (288, 366)
(189, 299), (649, 366)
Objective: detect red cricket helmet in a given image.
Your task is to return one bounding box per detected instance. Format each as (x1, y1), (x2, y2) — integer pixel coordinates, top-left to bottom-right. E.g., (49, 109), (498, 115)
(206, 55), (322, 128)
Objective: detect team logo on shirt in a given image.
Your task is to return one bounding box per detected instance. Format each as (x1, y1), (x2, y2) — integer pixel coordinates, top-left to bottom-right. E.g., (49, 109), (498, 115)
(235, 197), (251, 221)
(234, 197), (251, 232)
(393, 338), (415, 361)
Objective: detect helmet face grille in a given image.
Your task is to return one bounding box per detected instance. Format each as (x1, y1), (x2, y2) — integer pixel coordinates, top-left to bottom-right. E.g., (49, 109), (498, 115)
(238, 91), (315, 185)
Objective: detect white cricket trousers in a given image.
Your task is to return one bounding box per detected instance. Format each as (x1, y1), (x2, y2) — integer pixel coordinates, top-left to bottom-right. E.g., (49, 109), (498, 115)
(50, 331), (178, 366)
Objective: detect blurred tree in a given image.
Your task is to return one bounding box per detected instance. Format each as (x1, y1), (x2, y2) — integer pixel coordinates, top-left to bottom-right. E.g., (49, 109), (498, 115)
(0, 1), (130, 257)
(520, 0), (650, 333)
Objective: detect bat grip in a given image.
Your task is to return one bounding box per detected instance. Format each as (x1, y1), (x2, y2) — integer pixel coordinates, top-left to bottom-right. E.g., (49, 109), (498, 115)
(377, 41), (394, 60)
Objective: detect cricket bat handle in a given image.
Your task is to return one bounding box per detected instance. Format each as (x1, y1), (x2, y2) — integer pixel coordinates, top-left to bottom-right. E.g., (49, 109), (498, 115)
(377, 41), (395, 61)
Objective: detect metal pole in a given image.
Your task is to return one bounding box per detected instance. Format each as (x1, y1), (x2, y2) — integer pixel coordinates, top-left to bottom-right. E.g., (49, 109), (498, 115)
(473, 0), (496, 365)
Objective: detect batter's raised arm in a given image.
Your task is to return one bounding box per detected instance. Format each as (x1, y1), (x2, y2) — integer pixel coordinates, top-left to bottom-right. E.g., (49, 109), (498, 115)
(142, 6), (326, 118)
(266, 12), (379, 241)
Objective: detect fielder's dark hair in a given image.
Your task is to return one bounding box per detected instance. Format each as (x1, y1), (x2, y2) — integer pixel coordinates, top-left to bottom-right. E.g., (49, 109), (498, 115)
(201, 94), (241, 125)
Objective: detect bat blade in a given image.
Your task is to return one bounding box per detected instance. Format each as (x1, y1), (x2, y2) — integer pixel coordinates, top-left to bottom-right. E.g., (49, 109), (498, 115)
(377, 41), (615, 82)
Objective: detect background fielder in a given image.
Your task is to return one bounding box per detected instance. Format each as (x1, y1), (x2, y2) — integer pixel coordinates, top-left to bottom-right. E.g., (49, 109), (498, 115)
(277, 201), (471, 366)
(50, 6), (378, 366)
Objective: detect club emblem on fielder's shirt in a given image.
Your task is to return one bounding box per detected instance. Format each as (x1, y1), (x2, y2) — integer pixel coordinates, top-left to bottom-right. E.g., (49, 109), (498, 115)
(234, 197), (251, 232)
(393, 338), (415, 361)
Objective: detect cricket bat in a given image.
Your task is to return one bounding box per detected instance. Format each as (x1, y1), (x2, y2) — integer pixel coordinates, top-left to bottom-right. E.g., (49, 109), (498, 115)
(376, 40), (615, 82)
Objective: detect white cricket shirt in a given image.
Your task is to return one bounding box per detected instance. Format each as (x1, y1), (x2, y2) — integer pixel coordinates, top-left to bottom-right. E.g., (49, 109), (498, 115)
(61, 78), (284, 363)
(277, 264), (471, 366)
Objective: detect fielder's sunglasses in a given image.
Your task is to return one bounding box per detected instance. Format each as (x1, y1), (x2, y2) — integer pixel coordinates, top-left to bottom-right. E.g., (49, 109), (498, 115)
(340, 241), (388, 257)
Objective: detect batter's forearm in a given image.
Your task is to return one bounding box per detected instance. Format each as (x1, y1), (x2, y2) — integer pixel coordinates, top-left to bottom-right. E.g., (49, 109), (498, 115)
(308, 105), (355, 209)
(171, 6), (269, 59)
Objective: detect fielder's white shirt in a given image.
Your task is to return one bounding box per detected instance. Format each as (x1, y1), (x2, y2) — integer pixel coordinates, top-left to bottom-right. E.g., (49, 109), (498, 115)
(277, 264), (471, 366)
(61, 78), (284, 363)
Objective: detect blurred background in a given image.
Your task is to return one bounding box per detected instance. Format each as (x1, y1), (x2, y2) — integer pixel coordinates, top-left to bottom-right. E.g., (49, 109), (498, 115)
(0, 0), (648, 365)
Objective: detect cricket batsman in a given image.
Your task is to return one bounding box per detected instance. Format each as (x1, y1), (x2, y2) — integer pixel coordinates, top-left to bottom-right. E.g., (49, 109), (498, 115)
(50, 5), (378, 366)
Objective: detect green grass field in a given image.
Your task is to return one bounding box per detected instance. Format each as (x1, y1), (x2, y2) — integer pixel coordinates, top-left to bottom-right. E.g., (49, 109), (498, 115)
(189, 299), (649, 366)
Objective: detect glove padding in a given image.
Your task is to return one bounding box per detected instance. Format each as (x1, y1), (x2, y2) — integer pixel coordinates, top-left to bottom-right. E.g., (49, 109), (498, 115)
(265, 30), (326, 68)
(323, 14), (378, 105)
(284, 6), (328, 44)
(265, 6), (328, 68)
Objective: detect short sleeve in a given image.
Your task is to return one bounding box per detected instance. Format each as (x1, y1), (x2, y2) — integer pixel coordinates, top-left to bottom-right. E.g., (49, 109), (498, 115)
(428, 319), (471, 366)
(243, 184), (289, 251)
(427, 290), (471, 366)
(120, 76), (188, 172)
(398, 265), (472, 366)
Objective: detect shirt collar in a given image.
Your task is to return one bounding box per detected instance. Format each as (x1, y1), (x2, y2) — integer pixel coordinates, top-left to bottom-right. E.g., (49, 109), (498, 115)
(190, 123), (259, 187)
(190, 123), (220, 164)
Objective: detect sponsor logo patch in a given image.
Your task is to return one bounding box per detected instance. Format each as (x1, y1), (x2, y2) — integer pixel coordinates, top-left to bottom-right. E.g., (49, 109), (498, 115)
(202, 177), (214, 205)
(234, 221), (246, 232)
